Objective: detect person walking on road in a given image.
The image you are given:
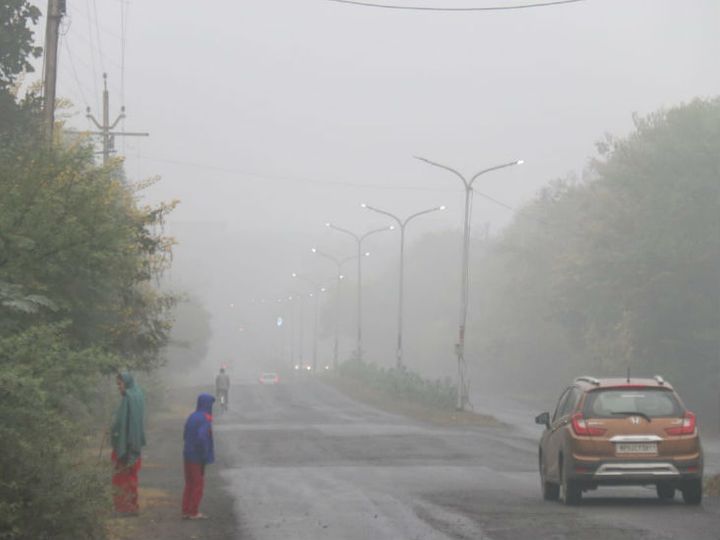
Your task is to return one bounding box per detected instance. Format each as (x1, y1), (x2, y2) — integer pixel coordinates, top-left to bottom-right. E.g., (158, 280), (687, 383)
(111, 372), (146, 516)
(182, 393), (215, 520)
(215, 367), (230, 411)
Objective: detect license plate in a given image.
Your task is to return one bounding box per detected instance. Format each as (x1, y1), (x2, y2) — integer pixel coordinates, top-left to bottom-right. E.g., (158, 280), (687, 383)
(615, 442), (657, 454)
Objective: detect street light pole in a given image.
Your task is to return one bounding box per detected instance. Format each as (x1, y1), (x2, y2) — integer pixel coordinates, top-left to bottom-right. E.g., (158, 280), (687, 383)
(360, 204), (446, 369)
(415, 156), (523, 410)
(286, 293), (306, 369)
(325, 223), (394, 361)
(311, 248), (367, 369)
(291, 273), (327, 372)
(290, 294), (306, 368)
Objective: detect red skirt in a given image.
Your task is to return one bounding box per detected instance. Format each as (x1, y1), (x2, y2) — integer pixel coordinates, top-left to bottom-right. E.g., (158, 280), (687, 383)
(111, 450), (141, 513)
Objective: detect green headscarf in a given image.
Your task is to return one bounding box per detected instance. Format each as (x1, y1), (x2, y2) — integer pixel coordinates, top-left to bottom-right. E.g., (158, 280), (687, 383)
(111, 372), (146, 465)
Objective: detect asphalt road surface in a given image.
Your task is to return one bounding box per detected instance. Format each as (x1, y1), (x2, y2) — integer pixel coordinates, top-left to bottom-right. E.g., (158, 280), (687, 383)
(214, 379), (719, 540)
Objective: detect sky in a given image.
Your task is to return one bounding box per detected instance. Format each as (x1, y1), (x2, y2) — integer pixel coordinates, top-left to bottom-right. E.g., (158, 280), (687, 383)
(27, 0), (720, 371)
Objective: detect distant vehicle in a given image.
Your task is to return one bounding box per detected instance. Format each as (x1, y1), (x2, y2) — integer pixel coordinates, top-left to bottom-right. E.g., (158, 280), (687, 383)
(535, 375), (703, 505)
(258, 372), (280, 385)
(293, 363), (312, 372)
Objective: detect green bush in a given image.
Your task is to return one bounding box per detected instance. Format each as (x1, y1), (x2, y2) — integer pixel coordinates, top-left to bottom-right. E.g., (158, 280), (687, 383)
(338, 359), (457, 410)
(0, 368), (107, 540)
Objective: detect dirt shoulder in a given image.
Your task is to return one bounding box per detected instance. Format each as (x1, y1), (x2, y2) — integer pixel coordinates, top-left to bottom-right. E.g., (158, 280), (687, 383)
(106, 385), (239, 540)
(322, 375), (500, 428)
(706, 474), (720, 496)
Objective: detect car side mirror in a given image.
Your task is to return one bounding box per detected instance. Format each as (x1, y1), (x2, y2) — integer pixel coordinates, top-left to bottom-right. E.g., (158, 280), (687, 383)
(535, 412), (550, 428)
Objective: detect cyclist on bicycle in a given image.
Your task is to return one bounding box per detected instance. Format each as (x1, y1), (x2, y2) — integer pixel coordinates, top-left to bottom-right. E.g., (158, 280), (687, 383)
(215, 367), (230, 411)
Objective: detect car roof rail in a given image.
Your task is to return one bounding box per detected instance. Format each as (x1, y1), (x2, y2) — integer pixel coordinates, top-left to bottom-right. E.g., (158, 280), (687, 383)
(575, 375), (600, 386)
(653, 375), (666, 385)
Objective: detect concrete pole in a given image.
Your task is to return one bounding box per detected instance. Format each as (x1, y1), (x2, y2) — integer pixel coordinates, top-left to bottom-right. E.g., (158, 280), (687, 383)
(42, 0), (65, 143)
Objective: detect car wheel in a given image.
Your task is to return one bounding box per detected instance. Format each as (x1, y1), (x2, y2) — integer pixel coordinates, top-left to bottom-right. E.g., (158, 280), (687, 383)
(559, 458), (581, 506)
(656, 483), (675, 500)
(681, 479), (702, 505)
(540, 454), (559, 501)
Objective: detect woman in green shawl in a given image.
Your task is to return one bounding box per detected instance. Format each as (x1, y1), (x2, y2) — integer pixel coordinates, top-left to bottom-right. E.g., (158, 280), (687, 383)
(111, 372), (146, 515)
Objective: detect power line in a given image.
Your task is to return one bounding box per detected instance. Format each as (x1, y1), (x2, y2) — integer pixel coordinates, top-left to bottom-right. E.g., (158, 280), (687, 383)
(61, 36), (90, 108)
(136, 154), (455, 192)
(91, 0), (106, 72)
(84, 0), (99, 112)
(133, 154), (521, 212)
(120, 0), (129, 152)
(327, 0), (586, 11)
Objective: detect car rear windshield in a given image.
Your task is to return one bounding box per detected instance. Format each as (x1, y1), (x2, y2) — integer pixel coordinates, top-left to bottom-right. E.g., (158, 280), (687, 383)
(584, 388), (682, 419)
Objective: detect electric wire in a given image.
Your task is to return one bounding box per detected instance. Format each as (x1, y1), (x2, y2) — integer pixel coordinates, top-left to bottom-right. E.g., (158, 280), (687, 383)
(327, 0), (586, 11)
(120, 0), (128, 152)
(135, 154), (450, 192)
(91, 0), (106, 73)
(84, 0), (99, 112)
(62, 37), (90, 108)
(132, 154), (521, 212)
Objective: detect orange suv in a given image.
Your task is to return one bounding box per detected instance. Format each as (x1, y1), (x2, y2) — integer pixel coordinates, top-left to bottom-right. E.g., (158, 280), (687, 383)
(535, 375), (703, 505)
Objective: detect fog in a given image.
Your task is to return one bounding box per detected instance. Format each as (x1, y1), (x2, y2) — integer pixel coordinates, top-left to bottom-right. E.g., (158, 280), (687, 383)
(46, 1), (719, 416)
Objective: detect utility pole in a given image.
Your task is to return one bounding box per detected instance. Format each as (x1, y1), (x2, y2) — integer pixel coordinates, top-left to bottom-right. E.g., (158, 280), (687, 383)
(84, 74), (149, 165)
(42, 0), (66, 142)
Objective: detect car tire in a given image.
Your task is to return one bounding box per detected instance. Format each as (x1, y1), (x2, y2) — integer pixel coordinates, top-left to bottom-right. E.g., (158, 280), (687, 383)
(559, 459), (581, 506)
(540, 455), (559, 501)
(656, 483), (675, 500)
(681, 479), (702, 505)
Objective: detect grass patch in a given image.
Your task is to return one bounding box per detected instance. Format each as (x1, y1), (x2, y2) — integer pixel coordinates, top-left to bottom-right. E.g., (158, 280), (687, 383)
(325, 373), (499, 427)
(106, 487), (174, 540)
(705, 474), (720, 496)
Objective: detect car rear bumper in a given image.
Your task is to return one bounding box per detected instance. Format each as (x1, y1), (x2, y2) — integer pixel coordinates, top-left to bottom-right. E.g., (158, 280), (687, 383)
(568, 455), (703, 485)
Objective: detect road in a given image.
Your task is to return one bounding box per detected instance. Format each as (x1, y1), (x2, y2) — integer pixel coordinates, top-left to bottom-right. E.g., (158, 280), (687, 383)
(214, 379), (719, 540)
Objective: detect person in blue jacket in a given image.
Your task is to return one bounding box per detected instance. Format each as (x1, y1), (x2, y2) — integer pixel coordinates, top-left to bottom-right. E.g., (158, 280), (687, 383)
(182, 393), (215, 519)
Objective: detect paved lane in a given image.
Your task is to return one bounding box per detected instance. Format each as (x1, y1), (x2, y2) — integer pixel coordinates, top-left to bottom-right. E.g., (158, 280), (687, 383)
(214, 379), (719, 540)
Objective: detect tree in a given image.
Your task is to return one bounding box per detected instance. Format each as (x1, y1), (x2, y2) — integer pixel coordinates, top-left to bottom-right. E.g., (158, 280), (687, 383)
(0, 0), (42, 90)
(470, 98), (720, 418)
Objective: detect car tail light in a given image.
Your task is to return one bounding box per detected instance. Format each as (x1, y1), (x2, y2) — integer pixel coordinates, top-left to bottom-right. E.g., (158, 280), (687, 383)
(665, 411), (696, 436)
(571, 413), (606, 436)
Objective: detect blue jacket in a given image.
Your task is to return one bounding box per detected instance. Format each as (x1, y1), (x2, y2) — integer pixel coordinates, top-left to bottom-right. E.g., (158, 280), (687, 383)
(183, 393), (215, 464)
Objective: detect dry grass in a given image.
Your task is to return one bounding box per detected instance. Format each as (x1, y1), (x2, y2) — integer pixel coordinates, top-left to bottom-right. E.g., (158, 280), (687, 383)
(705, 474), (720, 496)
(325, 376), (500, 427)
(106, 487), (174, 540)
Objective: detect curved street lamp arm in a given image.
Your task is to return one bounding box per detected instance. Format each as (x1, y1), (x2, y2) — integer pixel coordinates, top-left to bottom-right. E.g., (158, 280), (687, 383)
(312, 247), (360, 270)
(311, 248), (341, 267)
(291, 272), (321, 289)
(340, 254), (360, 266)
(469, 160), (523, 186)
(362, 204), (402, 227)
(326, 223), (360, 242)
(414, 156), (468, 188)
(404, 206), (445, 226)
(360, 225), (394, 242)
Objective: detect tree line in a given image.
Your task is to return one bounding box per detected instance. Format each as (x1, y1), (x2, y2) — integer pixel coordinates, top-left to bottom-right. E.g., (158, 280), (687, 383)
(357, 98), (719, 424)
(1, 2), (176, 537)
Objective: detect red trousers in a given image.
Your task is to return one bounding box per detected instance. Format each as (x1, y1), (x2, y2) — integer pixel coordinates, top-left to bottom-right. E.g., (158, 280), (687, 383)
(111, 451), (141, 513)
(182, 461), (205, 516)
